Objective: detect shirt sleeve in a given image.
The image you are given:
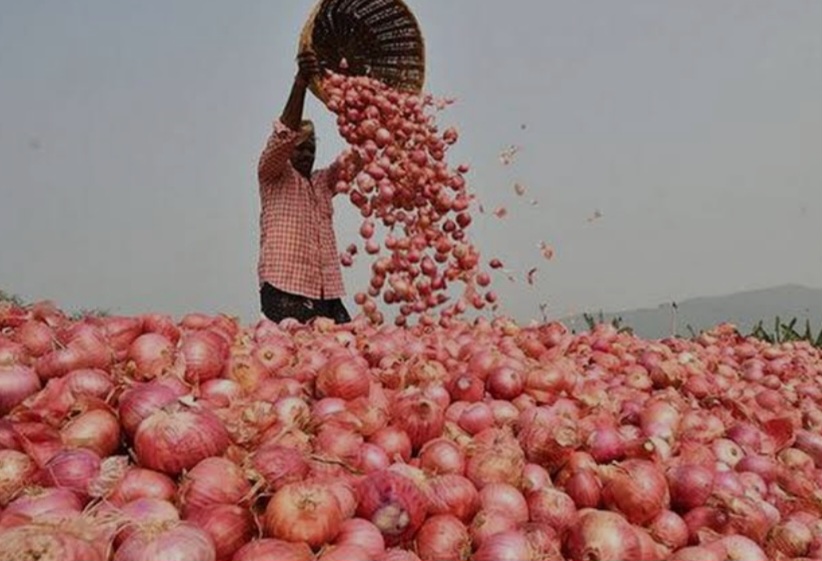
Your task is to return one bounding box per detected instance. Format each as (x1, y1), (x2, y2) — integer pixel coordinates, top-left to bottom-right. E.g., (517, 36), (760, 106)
(258, 120), (300, 183)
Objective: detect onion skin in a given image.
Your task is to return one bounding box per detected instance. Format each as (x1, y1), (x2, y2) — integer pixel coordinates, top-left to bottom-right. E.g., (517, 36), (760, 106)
(0, 524), (107, 561)
(186, 503), (256, 560)
(0, 365), (41, 415)
(472, 530), (532, 561)
(61, 408), (121, 457)
(601, 460), (670, 525)
(0, 450), (37, 506)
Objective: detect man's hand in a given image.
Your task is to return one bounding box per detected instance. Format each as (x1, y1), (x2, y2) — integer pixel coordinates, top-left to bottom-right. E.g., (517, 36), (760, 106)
(296, 51), (321, 87)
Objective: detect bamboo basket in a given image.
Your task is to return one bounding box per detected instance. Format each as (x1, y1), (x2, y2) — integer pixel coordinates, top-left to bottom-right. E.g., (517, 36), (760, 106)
(298, 0), (426, 103)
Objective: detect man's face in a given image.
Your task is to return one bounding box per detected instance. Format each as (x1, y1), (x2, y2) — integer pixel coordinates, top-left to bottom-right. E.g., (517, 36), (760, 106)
(292, 133), (316, 177)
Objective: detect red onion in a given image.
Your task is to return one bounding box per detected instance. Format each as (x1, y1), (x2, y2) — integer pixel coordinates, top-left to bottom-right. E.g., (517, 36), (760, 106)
(65, 368), (112, 399)
(667, 464), (715, 511)
(140, 314), (180, 344)
(0, 365), (41, 415)
(478, 483), (528, 524)
(200, 378), (243, 407)
(317, 544), (372, 561)
(457, 402), (494, 435)
(466, 429), (525, 489)
(601, 460), (670, 525)
(447, 374), (484, 402)
(639, 398), (681, 441)
(587, 426), (625, 464)
(0, 524), (106, 561)
(649, 510), (689, 550)
(712, 438), (745, 467)
(796, 430), (822, 468)
(61, 409), (120, 457)
(426, 474), (480, 523)
(186, 503), (255, 560)
(414, 514), (470, 561)
(264, 481), (344, 548)
(127, 333), (175, 381)
(517, 407), (579, 473)
(134, 404), (229, 475)
(486, 365), (524, 400)
(180, 331), (227, 383)
(0, 450), (36, 506)
(39, 448), (101, 500)
(392, 389), (445, 452)
(116, 497), (179, 546)
(334, 518), (386, 558)
(715, 535), (768, 561)
(117, 381), (184, 437)
(418, 438), (465, 475)
(469, 508), (518, 548)
(107, 467), (176, 506)
(369, 426), (413, 463)
(233, 539), (314, 561)
(251, 444), (309, 492)
(316, 354), (371, 400)
(526, 487), (577, 533)
(14, 320), (54, 357)
(766, 519), (813, 558)
(0, 487), (83, 525)
(565, 509), (641, 561)
(101, 315), (144, 360)
(178, 457), (251, 517)
(564, 469), (602, 509)
(113, 522), (215, 561)
(521, 463), (551, 493)
(357, 443), (391, 473)
(356, 470), (428, 547)
(668, 546), (725, 561)
(472, 529), (532, 561)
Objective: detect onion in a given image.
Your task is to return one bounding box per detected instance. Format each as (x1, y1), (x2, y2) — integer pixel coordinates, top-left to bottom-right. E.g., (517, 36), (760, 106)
(521, 463), (551, 493)
(0, 524), (106, 561)
(0, 487), (83, 525)
(117, 381), (184, 437)
(356, 470), (428, 546)
(14, 320), (54, 357)
(264, 481), (344, 548)
(712, 438), (745, 467)
(233, 539), (314, 561)
(116, 498), (179, 546)
(472, 530), (532, 561)
(478, 483), (528, 524)
(486, 365), (524, 400)
(101, 315), (144, 360)
(667, 464), (715, 511)
(716, 535), (768, 561)
(447, 374), (484, 402)
(600, 460), (670, 525)
(418, 438), (465, 475)
(649, 510), (689, 550)
(0, 365), (41, 415)
(369, 426), (413, 463)
(565, 509), (641, 561)
(587, 426), (625, 464)
(334, 518), (386, 558)
(316, 354), (371, 400)
(457, 402), (494, 435)
(668, 546), (725, 561)
(61, 409), (121, 457)
(357, 443), (391, 473)
(766, 519), (813, 558)
(795, 430), (822, 468)
(469, 508), (517, 549)
(65, 369), (113, 399)
(107, 467), (176, 506)
(466, 428), (525, 489)
(517, 407), (579, 473)
(39, 448), (101, 500)
(186, 503), (255, 560)
(178, 457), (251, 517)
(140, 314), (180, 344)
(113, 522), (215, 561)
(180, 331), (227, 383)
(564, 469), (602, 509)
(251, 444), (310, 492)
(414, 514), (470, 561)
(526, 487), (577, 533)
(127, 333), (175, 381)
(134, 404), (230, 475)
(392, 389), (445, 452)
(0, 450), (36, 506)
(426, 474), (480, 522)
(200, 378), (243, 407)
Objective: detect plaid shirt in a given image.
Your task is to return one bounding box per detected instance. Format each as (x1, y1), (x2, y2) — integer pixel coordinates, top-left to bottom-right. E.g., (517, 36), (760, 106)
(257, 120), (345, 300)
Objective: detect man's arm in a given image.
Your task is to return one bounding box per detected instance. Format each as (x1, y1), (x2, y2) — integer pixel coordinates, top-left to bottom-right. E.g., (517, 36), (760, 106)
(258, 53), (321, 182)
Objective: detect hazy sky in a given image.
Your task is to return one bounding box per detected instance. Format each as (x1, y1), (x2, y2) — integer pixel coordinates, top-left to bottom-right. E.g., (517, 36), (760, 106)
(1, 1), (820, 324)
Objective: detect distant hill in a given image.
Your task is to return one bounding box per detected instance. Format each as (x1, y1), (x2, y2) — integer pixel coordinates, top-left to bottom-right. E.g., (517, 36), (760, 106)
(562, 284), (822, 340)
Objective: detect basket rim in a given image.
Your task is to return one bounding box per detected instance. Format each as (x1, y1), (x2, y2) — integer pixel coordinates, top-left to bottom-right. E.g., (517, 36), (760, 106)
(298, 0), (426, 103)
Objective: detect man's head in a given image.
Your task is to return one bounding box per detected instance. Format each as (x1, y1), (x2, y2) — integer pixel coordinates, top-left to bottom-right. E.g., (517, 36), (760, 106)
(292, 120), (316, 178)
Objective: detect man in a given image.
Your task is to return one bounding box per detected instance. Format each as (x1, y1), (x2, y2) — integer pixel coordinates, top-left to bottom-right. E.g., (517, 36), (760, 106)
(257, 52), (352, 324)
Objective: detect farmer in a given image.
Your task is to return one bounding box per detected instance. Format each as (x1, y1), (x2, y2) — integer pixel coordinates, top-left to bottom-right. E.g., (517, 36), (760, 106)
(256, 52), (354, 325)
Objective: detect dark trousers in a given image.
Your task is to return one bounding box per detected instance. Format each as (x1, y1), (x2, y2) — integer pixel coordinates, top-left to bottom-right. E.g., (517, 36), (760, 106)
(260, 283), (351, 325)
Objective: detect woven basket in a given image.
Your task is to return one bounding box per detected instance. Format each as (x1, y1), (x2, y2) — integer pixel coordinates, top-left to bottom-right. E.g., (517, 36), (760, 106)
(298, 0), (426, 103)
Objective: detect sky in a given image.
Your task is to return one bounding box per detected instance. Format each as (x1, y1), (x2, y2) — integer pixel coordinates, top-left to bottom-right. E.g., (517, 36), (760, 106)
(1, 1), (820, 325)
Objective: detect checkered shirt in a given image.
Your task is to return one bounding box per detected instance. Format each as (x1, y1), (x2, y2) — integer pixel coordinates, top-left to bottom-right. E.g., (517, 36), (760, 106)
(257, 120), (345, 300)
